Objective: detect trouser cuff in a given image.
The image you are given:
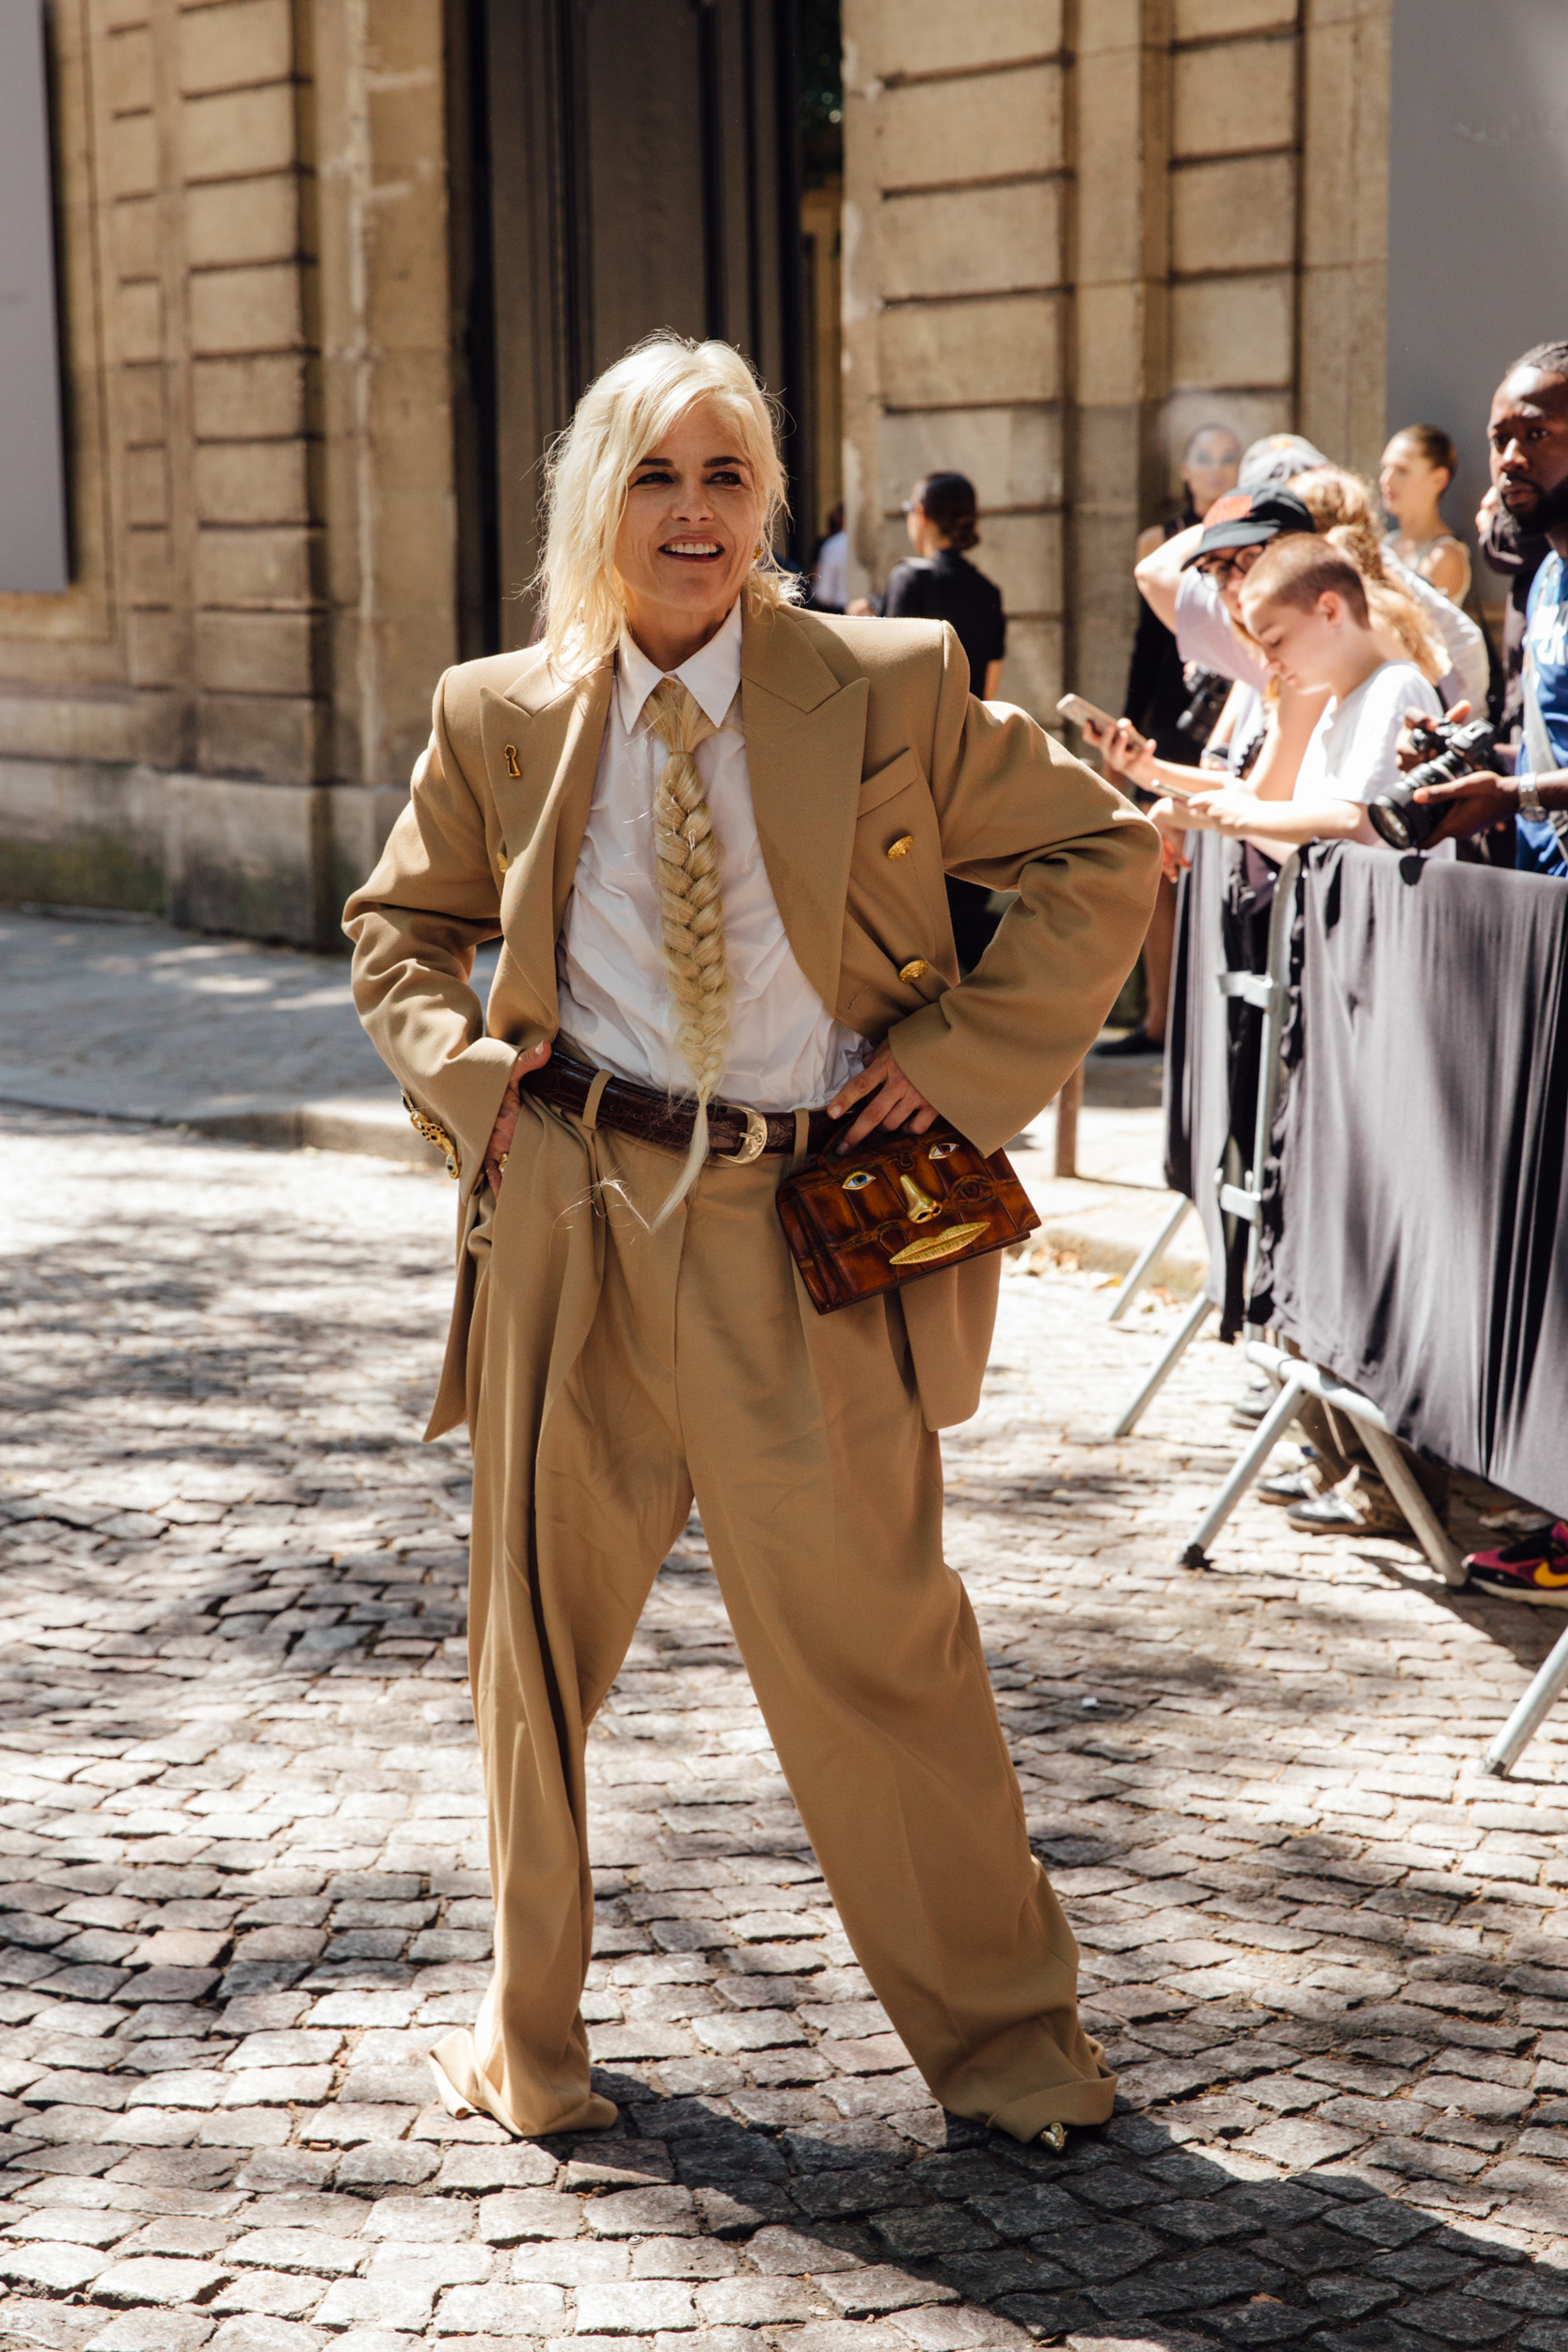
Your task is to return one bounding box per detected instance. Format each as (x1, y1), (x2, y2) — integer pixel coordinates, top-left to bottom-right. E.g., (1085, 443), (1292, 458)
(987, 2061), (1117, 2142)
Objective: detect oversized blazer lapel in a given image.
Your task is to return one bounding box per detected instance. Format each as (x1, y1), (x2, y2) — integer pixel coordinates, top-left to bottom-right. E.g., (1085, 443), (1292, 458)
(477, 660), (611, 1027)
(740, 605), (868, 1018)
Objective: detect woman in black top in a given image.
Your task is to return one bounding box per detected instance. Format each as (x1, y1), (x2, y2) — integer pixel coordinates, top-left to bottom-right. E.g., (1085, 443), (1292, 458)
(883, 472), (1006, 967)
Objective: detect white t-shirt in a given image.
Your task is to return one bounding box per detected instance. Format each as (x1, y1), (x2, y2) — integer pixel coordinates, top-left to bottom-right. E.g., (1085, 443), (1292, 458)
(1293, 660), (1444, 849)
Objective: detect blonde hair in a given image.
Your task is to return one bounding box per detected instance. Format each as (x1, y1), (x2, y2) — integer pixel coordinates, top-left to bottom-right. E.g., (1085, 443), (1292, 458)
(646, 679), (730, 1222)
(1287, 467), (1447, 683)
(538, 335), (798, 678)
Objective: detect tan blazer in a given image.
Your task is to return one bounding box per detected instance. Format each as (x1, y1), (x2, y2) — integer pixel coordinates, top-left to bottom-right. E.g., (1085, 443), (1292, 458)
(344, 601), (1160, 1436)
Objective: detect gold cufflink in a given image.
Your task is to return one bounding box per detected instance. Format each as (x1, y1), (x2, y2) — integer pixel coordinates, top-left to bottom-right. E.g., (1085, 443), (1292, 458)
(886, 834), (914, 860)
(899, 958), (929, 983)
(503, 744), (521, 777)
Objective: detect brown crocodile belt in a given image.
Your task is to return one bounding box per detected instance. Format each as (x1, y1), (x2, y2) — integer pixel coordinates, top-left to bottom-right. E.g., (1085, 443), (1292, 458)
(525, 1050), (839, 1165)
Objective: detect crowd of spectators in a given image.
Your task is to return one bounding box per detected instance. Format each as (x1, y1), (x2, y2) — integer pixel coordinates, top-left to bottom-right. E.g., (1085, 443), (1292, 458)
(1079, 342), (1568, 1584)
(808, 350), (1568, 1585)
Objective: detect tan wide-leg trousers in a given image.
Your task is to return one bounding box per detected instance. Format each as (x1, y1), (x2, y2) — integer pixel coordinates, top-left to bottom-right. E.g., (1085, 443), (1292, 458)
(431, 1093), (1114, 2143)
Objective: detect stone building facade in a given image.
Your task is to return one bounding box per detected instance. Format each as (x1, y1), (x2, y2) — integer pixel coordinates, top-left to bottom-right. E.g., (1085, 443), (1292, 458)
(0, 0), (454, 946)
(1, 0), (1396, 946)
(842, 0), (1390, 723)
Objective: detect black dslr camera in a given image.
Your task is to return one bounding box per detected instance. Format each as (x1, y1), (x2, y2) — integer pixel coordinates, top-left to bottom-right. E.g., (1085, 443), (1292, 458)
(1368, 716), (1496, 850)
(1174, 666), (1231, 748)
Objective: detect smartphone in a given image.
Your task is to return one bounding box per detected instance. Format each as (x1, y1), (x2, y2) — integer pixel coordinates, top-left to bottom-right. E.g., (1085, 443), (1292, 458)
(1055, 692), (1116, 735)
(1055, 693), (1200, 803)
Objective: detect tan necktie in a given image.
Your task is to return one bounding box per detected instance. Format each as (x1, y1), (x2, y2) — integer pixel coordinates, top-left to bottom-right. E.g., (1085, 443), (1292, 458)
(643, 677), (733, 1218)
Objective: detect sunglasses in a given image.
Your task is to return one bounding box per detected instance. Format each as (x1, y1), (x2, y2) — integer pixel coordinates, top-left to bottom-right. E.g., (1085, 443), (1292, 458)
(1199, 546), (1264, 582)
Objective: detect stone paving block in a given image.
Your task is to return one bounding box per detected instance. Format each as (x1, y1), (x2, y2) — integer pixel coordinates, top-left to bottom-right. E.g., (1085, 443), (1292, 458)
(584, 2188), (700, 2237)
(313, 2277), (436, 2328)
(209, 2321), (328, 2349)
(211, 2268), (329, 2317)
(816, 2266), (960, 2316)
(85, 2312), (219, 2350)
(297, 2107), (418, 2145)
(0, 2238), (107, 2289)
(579, 2280), (698, 2331)
(365, 2245), (491, 2286)
(93, 2254), (230, 2303)
(226, 2228), (364, 2274)
(476, 2188), (583, 2242)
(434, 2279), (567, 2332)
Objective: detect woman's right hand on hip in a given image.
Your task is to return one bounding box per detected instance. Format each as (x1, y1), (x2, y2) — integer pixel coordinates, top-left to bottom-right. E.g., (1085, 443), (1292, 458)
(484, 1041), (552, 1192)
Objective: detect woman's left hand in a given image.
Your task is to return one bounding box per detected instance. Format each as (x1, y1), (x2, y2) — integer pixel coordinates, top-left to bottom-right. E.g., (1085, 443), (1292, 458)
(828, 1042), (940, 1154)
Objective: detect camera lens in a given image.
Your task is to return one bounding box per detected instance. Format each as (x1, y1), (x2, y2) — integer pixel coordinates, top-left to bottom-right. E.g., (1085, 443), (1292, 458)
(1369, 793), (1414, 850)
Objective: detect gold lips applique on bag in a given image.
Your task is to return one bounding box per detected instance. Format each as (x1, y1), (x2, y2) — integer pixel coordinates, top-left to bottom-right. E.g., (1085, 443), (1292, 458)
(776, 1120), (1040, 1315)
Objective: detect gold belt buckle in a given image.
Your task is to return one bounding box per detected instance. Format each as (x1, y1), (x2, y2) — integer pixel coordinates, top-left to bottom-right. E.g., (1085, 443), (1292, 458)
(719, 1106), (769, 1165)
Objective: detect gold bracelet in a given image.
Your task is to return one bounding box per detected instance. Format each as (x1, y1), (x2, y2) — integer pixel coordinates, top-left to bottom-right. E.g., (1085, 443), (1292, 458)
(402, 1092), (459, 1179)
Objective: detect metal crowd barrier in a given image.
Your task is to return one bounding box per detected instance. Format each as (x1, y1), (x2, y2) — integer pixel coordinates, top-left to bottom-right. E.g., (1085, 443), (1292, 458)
(1125, 848), (1564, 1780)
(1106, 852), (1299, 1439)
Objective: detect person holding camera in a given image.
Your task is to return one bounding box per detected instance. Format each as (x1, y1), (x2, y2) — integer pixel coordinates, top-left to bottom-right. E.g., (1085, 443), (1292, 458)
(1405, 343), (1568, 875)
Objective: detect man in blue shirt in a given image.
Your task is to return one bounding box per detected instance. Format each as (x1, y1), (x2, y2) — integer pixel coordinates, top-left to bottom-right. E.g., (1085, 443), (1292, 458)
(1417, 342), (1568, 868)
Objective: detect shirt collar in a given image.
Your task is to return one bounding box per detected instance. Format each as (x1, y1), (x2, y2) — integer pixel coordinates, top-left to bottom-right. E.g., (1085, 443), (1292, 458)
(616, 598), (743, 737)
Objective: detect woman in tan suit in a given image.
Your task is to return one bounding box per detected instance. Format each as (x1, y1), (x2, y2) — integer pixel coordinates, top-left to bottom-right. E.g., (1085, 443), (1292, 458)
(345, 336), (1159, 2150)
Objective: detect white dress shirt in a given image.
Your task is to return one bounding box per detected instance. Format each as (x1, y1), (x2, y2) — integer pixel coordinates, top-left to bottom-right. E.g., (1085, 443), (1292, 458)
(554, 600), (869, 1112)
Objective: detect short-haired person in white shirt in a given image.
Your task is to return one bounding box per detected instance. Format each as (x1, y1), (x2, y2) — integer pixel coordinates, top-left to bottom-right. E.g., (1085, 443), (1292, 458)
(1151, 536), (1444, 857)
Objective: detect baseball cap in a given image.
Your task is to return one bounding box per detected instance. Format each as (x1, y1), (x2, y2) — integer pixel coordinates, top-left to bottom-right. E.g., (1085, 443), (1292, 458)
(1180, 486), (1316, 568)
(1238, 433), (1330, 491)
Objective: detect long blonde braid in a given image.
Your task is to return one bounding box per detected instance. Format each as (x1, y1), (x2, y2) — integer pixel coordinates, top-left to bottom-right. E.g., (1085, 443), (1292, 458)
(644, 677), (732, 1221)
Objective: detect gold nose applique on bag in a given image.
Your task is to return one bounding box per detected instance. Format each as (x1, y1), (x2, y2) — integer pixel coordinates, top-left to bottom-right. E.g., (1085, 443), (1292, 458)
(643, 676), (733, 1221)
(898, 1172), (942, 1223)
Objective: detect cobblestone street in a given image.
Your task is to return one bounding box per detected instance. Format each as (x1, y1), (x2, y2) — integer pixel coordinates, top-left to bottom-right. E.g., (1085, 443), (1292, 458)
(4, 1108), (1568, 2352)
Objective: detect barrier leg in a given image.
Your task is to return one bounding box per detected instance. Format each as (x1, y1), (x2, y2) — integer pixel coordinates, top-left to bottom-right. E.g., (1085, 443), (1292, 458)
(1354, 1420), (1467, 1588)
(1482, 1623), (1568, 1779)
(1179, 1372), (1307, 1569)
(1107, 1196), (1192, 1326)
(1106, 1294), (1213, 1439)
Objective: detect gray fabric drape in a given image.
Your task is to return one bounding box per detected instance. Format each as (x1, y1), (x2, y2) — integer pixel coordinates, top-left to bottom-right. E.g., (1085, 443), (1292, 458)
(1252, 843), (1568, 1518)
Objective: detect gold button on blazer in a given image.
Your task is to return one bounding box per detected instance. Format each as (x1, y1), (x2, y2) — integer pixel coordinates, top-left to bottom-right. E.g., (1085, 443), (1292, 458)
(344, 603), (1160, 1438)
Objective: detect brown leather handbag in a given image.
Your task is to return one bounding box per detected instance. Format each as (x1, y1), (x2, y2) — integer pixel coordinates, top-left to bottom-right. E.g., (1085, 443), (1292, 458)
(776, 1119), (1040, 1315)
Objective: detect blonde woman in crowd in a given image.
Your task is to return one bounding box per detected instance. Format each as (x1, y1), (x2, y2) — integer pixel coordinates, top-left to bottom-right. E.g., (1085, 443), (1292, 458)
(344, 334), (1158, 2150)
(1291, 465), (1486, 706)
(1380, 423), (1473, 605)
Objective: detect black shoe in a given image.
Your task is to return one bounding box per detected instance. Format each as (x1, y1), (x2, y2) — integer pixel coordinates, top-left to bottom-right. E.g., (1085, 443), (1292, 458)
(1093, 1027), (1163, 1057)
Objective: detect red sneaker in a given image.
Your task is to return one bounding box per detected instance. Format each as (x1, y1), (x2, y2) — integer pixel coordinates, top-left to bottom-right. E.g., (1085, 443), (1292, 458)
(1465, 1519), (1568, 1604)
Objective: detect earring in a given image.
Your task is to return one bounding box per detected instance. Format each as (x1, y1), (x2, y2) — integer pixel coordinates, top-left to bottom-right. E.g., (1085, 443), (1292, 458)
(754, 541), (766, 559)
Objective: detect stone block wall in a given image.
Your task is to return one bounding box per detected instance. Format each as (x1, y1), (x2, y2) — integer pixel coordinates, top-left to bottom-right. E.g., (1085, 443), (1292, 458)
(843, 0), (1393, 726)
(0, 0), (454, 946)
